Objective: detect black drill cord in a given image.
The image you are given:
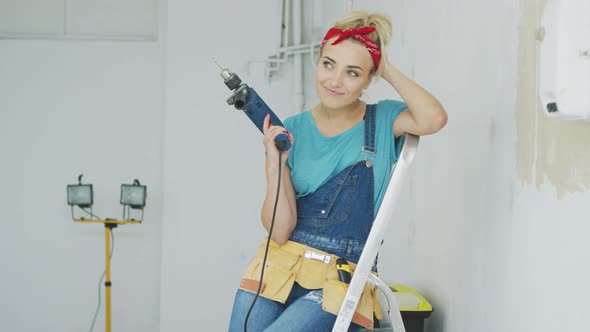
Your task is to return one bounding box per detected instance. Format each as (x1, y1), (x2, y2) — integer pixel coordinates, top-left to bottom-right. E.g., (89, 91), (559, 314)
(244, 152), (282, 332)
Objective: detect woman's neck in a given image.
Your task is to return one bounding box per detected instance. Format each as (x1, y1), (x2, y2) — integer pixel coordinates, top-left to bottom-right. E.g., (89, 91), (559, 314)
(312, 100), (366, 137)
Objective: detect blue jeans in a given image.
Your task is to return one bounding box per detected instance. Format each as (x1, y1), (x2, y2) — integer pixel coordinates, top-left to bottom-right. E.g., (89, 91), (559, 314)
(228, 283), (361, 332)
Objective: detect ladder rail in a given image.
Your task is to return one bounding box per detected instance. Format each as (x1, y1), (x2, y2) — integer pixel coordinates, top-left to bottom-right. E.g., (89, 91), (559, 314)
(332, 134), (419, 332)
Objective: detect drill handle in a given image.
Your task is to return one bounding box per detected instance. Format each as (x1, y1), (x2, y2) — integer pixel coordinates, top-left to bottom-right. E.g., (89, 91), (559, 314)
(238, 86), (291, 151)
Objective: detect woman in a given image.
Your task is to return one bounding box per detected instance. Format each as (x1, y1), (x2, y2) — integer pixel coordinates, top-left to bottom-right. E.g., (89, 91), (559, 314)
(229, 10), (447, 332)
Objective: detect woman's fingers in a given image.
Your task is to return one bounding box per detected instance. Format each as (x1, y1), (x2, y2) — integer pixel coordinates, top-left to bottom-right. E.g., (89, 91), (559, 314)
(262, 113), (294, 153)
(264, 126), (285, 143)
(263, 127), (291, 149)
(262, 113), (271, 134)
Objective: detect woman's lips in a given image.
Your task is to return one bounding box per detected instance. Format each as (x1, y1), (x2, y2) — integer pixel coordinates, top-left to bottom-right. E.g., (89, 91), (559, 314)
(324, 87), (344, 96)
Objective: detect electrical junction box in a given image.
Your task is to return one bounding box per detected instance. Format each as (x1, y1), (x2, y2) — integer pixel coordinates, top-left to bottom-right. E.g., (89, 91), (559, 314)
(539, 0), (590, 121)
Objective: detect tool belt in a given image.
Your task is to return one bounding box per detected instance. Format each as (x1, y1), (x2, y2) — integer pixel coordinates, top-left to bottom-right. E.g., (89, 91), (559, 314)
(239, 238), (382, 330)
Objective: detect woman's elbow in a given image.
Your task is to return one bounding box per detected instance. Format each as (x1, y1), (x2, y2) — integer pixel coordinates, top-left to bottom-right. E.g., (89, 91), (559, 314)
(422, 107), (447, 134)
(432, 108), (448, 132)
(268, 218), (296, 245)
(270, 232), (291, 245)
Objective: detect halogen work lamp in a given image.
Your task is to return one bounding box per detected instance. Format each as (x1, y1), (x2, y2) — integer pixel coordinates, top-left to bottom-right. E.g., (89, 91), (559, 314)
(120, 179), (147, 221)
(120, 179), (147, 208)
(67, 175), (93, 208)
(67, 174), (98, 220)
(66, 174), (147, 332)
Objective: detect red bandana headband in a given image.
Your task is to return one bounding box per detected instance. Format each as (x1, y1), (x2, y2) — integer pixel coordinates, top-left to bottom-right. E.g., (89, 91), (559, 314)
(320, 26), (381, 71)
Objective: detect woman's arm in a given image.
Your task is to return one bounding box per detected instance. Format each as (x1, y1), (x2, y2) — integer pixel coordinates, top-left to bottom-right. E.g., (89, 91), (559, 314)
(261, 114), (297, 244)
(380, 60), (448, 137)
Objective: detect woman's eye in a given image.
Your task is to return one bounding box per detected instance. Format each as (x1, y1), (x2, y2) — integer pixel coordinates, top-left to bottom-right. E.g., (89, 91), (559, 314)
(348, 70), (359, 77)
(323, 61), (333, 69)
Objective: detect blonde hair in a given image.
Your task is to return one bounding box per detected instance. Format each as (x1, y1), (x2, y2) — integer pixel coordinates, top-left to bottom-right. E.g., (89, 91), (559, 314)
(327, 11), (392, 77)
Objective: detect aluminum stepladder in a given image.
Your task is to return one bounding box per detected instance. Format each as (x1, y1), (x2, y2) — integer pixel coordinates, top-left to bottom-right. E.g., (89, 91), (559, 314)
(332, 134), (420, 332)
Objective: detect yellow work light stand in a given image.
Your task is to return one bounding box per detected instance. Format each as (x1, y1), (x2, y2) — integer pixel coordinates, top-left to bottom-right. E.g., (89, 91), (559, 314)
(75, 219), (140, 332)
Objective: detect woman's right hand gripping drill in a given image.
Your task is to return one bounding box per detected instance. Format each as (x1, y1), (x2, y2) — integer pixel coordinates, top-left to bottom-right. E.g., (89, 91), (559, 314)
(261, 113), (298, 244)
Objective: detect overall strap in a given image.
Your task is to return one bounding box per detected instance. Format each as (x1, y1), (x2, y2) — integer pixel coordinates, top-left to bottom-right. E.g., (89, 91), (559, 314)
(362, 104), (377, 159)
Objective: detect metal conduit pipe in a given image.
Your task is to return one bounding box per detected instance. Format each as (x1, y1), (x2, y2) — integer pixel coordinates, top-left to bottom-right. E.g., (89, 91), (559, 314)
(292, 0), (305, 115)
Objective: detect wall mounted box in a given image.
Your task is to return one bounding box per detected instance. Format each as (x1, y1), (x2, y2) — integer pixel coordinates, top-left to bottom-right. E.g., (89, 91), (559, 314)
(539, 0), (590, 121)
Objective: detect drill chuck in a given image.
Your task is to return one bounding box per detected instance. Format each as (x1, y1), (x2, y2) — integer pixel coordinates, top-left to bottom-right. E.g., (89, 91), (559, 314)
(220, 69), (242, 91)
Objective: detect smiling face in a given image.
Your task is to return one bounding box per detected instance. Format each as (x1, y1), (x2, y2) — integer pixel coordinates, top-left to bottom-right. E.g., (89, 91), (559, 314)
(315, 38), (374, 111)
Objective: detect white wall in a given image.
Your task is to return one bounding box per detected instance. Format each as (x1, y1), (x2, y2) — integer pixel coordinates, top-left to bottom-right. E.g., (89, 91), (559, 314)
(376, 1), (522, 331)
(251, 1), (590, 332)
(159, 0), (293, 330)
(372, 1), (590, 332)
(0, 20), (164, 332)
(3, 1), (589, 332)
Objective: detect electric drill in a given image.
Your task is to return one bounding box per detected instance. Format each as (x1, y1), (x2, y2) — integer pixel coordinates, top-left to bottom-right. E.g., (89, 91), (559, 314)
(217, 62), (291, 151)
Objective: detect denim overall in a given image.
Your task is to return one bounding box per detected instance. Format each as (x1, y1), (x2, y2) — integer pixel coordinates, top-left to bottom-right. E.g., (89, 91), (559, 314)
(228, 105), (377, 332)
(289, 104), (377, 268)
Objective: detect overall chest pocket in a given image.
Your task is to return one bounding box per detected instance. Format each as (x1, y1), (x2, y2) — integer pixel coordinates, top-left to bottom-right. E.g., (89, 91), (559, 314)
(297, 174), (358, 227)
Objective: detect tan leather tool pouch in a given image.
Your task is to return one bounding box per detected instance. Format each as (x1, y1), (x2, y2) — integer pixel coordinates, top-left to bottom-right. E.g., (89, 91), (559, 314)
(294, 253), (330, 289)
(239, 241), (300, 304)
(321, 278), (378, 330)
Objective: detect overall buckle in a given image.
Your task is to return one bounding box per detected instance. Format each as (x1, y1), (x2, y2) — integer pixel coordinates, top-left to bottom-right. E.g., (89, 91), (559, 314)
(361, 146), (376, 168)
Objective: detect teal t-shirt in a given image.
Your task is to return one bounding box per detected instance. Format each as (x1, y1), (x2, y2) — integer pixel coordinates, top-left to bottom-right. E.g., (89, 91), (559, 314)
(283, 99), (408, 215)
